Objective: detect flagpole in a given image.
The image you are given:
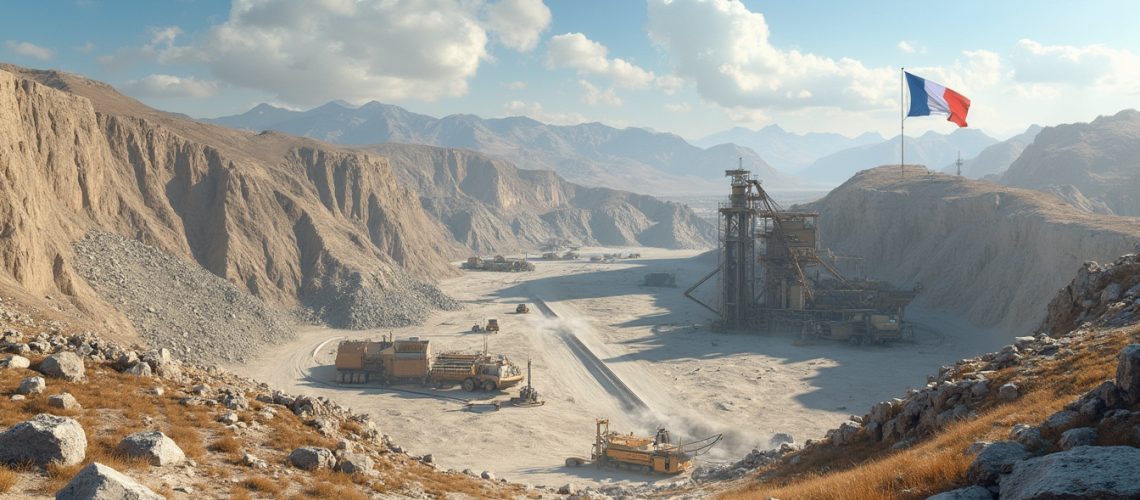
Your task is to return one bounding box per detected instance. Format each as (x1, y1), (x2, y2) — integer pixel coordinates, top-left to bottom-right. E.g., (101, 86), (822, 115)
(900, 67), (905, 179)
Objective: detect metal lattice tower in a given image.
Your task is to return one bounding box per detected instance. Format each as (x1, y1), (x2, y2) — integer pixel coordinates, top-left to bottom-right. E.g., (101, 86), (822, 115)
(718, 168), (757, 329)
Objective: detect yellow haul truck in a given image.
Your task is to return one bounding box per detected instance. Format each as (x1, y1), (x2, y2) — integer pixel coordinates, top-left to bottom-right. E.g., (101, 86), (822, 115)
(334, 337), (524, 391)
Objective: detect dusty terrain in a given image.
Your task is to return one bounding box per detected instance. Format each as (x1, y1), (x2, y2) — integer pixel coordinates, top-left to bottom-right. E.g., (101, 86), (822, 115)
(234, 247), (1006, 489)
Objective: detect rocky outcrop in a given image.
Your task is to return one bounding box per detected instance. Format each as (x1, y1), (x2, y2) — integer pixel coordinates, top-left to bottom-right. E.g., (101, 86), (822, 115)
(804, 165), (1140, 334)
(54, 462), (164, 500)
(999, 446), (1140, 499)
(1040, 254), (1140, 336)
(0, 414), (87, 467)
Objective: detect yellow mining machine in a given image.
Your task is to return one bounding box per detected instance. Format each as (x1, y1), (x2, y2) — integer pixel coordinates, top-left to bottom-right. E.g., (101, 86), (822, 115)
(334, 336), (523, 391)
(685, 166), (917, 344)
(565, 419), (722, 474)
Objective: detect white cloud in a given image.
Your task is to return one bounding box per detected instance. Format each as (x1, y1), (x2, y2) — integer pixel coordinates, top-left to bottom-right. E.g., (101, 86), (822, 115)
(5, 41), (54, 60)
(647, 0), (895, 111)
(656, 74), (684, 95)
(502, 80), (527, 90)
(665, 102), (691, 113)
(898, 41), (916, 54)
(579, 80), (621, 106)
(485, 0), (551, 52)
(76, 41), (95, 54)
(120, 74), (219, 98)
(547, 32), (655, 88)
(503, 100), (587, 125)
(1011, 39), (1140, 90)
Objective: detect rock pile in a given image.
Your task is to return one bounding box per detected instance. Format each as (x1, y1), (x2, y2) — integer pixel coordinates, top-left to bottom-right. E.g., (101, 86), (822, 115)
(73, 231), (295, 365)
(301, 267), (461, 330)
(1041, 253), (1140, 335)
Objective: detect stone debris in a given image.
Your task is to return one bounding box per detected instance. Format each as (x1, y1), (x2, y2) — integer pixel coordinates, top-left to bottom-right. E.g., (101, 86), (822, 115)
(117, 431), (187, 466)
(54, 462), (164, 500)
(48, 392), (81, 410)
(0, 413), (87, 467)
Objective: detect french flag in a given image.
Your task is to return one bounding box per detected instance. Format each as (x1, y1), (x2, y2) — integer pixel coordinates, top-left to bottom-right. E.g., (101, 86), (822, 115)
(905, 72), (971, 127)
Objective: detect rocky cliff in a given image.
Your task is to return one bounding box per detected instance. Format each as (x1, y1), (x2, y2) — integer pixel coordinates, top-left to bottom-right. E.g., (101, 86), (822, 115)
(0, 64), (463, 352)
(366, 143), (715, 253)
(803, 165), (1140, 334)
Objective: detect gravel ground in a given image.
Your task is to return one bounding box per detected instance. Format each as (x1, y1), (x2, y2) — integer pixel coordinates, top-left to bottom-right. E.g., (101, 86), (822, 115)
(72, 231), (295, 364)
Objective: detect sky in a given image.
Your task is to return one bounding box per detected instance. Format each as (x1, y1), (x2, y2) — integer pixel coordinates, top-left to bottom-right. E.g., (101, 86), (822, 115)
(2, 0), (1139, 141)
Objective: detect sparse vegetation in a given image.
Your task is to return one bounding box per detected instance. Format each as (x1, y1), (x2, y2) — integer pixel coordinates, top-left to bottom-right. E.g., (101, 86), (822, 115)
(0, 466), (17, 493)
(241, 475), (283, 494)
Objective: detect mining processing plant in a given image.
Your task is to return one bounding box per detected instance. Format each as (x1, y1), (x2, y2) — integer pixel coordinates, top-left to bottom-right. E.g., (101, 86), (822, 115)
(686, 167), (918, 344)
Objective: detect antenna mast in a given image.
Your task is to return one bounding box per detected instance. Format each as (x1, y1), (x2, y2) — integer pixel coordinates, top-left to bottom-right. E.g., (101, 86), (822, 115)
(955, 151), (963, 177)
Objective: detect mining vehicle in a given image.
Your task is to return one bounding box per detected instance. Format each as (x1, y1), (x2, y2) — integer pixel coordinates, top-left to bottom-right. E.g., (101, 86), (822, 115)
(460, 256), (534, 272)
(516, 303), (530, 314)
(485, 319), (500, 332)
(333, 337), (524, 391)
(566, 419), (722, 474)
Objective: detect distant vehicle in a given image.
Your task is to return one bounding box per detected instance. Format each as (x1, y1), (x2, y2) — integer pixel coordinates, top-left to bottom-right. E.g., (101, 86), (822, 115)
(334, 337), (523, 391)
(565, 419), (721, 474)
(516, 304), (530, 314)
(485, 319), (500, 332)
(461, 256), (534, 272)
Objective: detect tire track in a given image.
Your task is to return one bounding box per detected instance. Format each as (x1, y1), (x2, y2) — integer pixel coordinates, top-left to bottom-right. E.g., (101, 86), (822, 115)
(532, 297), (648, 412)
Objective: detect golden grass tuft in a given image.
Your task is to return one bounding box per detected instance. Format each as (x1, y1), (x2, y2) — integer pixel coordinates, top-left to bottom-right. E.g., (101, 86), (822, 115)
(210, 433), (243, 454)
(0, 466), (18, 493)
(241, 475), (284, 494)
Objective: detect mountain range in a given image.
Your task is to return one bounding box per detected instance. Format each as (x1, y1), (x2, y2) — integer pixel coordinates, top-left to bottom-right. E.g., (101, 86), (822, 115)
(940, 125), (1042, 179)
(797, 128), (998, 184)
(1000, 109), (1140, 216)
(694, 124), (884, 172)
(208, 101), (793, 195)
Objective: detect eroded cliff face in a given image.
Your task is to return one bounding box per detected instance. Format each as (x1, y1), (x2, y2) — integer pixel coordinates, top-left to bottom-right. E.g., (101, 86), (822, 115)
(369, 143), (716, 254)
(804, 165), (1140, 335)
(0, 65), (462, 341)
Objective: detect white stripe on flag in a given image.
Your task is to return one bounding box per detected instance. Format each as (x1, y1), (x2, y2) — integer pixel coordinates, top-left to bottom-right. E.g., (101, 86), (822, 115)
(923, 80), (951, 116)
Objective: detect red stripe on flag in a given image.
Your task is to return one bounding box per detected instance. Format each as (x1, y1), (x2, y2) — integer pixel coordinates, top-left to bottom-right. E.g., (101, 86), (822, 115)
(943, 88), (970, 127)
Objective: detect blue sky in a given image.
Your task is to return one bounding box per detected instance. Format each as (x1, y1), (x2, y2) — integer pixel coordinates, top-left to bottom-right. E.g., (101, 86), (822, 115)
(3, 0), (1139, 140)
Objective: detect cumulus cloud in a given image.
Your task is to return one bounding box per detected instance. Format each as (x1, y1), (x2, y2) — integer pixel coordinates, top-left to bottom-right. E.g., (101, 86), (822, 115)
(5, 41), (54, 60)
(547, 32), (655, 88)
(485, 0), (551, 51)
(647, 0), (895, 111)
(898, 41), (916, 54)
(665, 102), (691, 112)
(503, 100), (587, 125)
(579, 80), (621, 106)
(1011, 39), (1140, 89)
(120, 74), (219, 98)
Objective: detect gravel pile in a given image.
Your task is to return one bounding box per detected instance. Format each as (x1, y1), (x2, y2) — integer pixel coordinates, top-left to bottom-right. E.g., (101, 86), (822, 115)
(303, 269), (460, 329)
(72, 231), (294, 364)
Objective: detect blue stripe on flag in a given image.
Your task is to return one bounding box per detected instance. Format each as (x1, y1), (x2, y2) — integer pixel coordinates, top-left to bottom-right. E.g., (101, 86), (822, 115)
(905, 72), (930, 117)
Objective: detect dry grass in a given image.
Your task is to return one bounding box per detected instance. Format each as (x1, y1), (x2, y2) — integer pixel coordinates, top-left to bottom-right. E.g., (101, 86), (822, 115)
(0, 466), (18, 493)
(304, 470), (369, 500)
(241, 475), (284, 494)
(210, 433), (243, 454)
(727, 325), (1140, 500)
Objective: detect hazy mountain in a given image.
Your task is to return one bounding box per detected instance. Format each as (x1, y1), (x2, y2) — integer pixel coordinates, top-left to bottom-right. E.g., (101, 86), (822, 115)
(208, 101), (793, 195)
(798, 128), (998, 184)
(695, 124), (884, 172)
(1000, 109), (1140, 216)
(940, 125), (1042, 179)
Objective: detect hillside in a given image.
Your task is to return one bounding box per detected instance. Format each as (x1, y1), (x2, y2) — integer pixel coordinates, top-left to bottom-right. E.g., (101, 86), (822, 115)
(799, 129), (997, 184)
(940, 125), (1041, 179)
(368, 143), (715, 253)
(803, 165), (1140, 335)
(694, 124), (883, 172)
(208, 101), (795, 195)
(1000, 109), (1140, 216)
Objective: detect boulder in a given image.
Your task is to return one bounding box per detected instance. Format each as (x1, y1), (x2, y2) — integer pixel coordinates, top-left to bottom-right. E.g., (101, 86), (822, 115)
(1040, 410), (1081, 436)
(18, 376), (46, 395)
(826, 420), (862, 446)
(970, 380), (990, 398)
(242, 452), (269, 469)
(1, 354), (30, 369)
(998, 383), (1019, 401)
(1000, 446), (1140, 499)
(1057, 427), (1098, 450)
(1116, 344), (1140, 404)
(116, 431), (186, 466)
(287, 447), (335, 470)
(1009, 424), (1048, 452)
(48, 393), (81, 410)
(38, 351), (85, 382)
(124, 362), (152, 377)
(0, 414), (87, 467)
(54, 462), (164, 500)
(966, 441), (1029, 486)
(334, 452), (374, 474)
(925, 485), (994, 500)
(480, 470), (495, 481)
(217, 412), (239, 425)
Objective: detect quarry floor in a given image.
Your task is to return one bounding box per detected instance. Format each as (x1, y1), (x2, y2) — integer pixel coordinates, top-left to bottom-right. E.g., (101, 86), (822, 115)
(233, 248), (1009, 490)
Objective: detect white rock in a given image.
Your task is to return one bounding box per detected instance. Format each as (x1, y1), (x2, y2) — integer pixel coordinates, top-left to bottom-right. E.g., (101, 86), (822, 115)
(0, 413), (87, 466)
(54, 462), (164, 500)
(117, 431), (186, 466)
